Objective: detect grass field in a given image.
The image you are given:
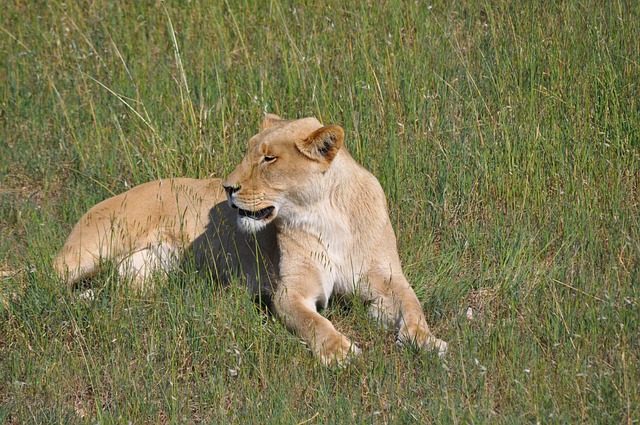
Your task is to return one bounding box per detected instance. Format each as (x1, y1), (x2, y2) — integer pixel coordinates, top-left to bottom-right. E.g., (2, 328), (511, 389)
(1, 0), (639, 423)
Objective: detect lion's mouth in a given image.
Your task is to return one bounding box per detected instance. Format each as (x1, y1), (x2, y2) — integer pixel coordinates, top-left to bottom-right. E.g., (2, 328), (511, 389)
(238, 206), (275, 221)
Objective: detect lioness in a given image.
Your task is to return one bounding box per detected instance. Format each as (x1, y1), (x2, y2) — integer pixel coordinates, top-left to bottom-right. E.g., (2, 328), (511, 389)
(55, 114), (447, 364)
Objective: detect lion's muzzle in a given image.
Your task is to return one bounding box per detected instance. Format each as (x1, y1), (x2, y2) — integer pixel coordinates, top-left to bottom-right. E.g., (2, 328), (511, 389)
(222, 181), (276, 231)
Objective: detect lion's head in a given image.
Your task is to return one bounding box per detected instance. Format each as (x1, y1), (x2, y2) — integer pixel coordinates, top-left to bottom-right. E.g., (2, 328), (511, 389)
(222, 114), (345, 232)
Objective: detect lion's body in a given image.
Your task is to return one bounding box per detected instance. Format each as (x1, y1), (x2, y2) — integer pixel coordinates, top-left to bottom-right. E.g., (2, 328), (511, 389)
(53, 178), (278, 295)
(55, 115), (447, 364)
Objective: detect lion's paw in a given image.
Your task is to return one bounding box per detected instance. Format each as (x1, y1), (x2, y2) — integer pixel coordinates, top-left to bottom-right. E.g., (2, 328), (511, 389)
(399, 325), (448, 359)
(423, 335), (448, 359)
(317, 334), (361, 366)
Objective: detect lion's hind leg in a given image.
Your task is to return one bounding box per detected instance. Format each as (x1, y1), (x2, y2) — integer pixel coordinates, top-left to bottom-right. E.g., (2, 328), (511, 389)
(116, 242), (181, 292)
(55, 232), (180, 293)
(54, 242), (103, 289)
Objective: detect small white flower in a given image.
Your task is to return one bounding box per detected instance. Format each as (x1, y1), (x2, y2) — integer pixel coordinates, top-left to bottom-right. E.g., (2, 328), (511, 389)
(78, 289), (95, 301)
(474, 358), (487, 373)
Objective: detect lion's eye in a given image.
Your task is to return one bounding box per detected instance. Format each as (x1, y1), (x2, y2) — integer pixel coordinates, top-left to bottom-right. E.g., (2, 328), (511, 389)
(263, 156), (277, 164)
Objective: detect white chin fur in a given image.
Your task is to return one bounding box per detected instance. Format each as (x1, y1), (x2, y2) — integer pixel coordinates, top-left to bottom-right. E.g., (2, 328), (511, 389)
(237, 216), (269, 233)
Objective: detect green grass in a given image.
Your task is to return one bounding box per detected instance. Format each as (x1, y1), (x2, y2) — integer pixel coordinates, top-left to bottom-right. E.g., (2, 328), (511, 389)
(1, 0), (639, 422)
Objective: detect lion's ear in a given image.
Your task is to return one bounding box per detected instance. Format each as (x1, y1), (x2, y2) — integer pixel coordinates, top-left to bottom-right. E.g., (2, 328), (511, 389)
(296, 125), (344, 164)
(261, 114), (282, 130)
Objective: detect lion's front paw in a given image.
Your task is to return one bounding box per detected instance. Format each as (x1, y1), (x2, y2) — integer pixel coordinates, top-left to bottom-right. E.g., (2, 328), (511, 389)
(316, 333), (361, 366)
(399, 325), (448, 359)
(422, 335), (448, 359)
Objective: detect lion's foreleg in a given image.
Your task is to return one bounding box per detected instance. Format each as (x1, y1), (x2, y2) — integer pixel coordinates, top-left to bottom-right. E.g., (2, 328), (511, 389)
(365, 271), (448, 358)
(273, 275), (360, 365)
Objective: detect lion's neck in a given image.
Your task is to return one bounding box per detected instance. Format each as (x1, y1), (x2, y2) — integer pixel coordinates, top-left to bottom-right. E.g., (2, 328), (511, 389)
(276, 150), (388, 250)
(274, 150), (390, 295)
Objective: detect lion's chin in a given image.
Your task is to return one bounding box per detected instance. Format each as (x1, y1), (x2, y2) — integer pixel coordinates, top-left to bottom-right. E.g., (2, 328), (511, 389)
(237, 216), (271, 233)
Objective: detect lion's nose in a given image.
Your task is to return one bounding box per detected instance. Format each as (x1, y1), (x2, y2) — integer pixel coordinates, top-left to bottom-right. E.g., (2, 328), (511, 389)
(222, 182), (240, 205)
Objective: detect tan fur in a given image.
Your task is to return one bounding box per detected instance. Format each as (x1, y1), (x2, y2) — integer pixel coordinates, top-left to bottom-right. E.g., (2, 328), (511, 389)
(54, 178), (278, 295)
(55, 115), (447, 365)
